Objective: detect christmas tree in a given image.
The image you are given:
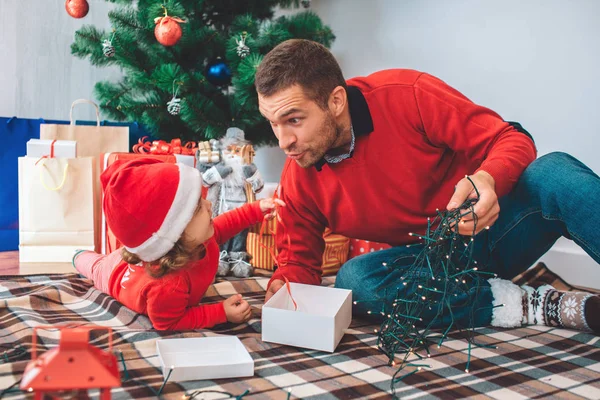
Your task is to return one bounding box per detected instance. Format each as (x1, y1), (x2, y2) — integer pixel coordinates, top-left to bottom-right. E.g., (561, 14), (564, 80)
(71, 0), (334, 144)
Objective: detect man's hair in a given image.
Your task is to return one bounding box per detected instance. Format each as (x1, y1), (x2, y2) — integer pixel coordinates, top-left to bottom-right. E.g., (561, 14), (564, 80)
(255, 39), (347, 109)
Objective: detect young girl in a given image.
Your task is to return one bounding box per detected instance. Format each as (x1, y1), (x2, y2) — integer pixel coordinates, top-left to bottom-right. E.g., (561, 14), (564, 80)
(74, 158), (283, 330)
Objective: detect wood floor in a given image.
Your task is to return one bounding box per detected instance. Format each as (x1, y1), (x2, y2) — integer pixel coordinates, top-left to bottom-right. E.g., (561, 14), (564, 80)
(0, 251), (74, 275)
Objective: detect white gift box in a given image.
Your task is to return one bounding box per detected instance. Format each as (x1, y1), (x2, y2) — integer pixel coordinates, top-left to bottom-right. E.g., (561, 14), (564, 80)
(26, 139), (77, 158)
(262, 283), (352, 352)
(156, 336), (254, 382)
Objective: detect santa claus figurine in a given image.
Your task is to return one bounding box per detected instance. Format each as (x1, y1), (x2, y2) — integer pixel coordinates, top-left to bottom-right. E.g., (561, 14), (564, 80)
(197, 128), (264, 278)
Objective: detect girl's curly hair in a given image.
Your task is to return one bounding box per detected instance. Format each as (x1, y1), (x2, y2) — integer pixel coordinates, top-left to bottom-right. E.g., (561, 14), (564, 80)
(122, 194), (208, 278)
(121, 238), (206, 279)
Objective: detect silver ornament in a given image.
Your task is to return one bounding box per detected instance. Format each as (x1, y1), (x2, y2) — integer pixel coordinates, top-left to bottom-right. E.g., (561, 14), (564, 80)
(102, 39), (115, 57)
(301, 0), (311, 8)
(235, 34), (250, 58)
(167, 96), (181, 115)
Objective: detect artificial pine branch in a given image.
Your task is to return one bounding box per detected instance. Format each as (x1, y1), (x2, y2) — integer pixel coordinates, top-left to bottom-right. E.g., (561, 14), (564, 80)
(72, 0), (334, 143)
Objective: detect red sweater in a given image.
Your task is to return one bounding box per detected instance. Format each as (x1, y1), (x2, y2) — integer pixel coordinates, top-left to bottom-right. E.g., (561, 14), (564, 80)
(108, 202), (264, 330)
(270, 69), (537, 287)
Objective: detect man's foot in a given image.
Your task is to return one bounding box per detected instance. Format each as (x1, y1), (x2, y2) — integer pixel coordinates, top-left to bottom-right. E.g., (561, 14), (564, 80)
(522, 284), (599, 334)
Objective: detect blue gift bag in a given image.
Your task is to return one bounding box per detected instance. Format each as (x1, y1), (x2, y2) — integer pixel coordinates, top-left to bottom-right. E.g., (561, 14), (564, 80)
(0, 116), (151, 251)
(0, 118), (56, 251)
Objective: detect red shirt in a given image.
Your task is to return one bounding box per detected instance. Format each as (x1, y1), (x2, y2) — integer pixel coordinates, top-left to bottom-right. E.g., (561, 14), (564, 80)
(270, 69), (537, 287)
(108, 202), (264, 330)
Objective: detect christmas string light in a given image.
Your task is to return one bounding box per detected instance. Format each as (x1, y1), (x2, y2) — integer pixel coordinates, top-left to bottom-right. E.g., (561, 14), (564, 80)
(361, 177), (503, 396)
(183, 388), (250, 399)
(182, 386), (293, 399)
(0, 378), (22, 397)
(0, 343), (27, 399)
(118, 352), (294, 399)
(0, 344), (27, 364)
(118, 350), (173, 397)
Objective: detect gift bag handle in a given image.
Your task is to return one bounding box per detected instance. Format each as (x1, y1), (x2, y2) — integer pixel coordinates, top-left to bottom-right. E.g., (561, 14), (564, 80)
(38, 160), (70, 191)
(70, 99), (101, 127)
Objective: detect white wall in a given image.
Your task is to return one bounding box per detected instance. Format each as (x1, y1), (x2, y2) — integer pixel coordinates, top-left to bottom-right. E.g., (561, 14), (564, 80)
(0, 0), (122, 122)
(1, 1), (598, 284)
(314, 0), (600, 174)
(312, 0), (600, 288)
(2, 1), (598, 175)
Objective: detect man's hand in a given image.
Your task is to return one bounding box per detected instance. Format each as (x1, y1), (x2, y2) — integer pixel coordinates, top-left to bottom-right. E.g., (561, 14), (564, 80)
(265, 279), (285, 303)
(446, 170), (499, 235)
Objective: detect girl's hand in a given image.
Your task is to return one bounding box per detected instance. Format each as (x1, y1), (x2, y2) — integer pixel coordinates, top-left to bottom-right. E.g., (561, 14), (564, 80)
(223, 294), (251, 323)
(259, 198), (286, 220)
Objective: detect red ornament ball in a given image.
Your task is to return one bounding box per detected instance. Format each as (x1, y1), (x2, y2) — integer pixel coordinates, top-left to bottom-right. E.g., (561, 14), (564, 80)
(154, 17), (183, 47)
(65, 0), (89, 19)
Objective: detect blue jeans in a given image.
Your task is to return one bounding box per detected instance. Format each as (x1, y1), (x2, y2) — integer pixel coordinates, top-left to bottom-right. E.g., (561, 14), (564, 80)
(335, 152), (600, 327)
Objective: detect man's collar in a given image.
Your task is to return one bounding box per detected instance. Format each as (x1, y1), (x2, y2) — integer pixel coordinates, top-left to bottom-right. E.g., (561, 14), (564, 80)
(314, 85), (374, 171)
(346, 85), (374, 137)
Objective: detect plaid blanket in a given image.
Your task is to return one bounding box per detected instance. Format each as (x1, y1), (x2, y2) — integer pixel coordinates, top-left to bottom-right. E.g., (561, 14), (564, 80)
(0, 264), (599, 399)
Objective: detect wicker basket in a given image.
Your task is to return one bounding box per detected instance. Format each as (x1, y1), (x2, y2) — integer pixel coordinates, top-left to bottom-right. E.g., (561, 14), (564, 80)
(247, 228), (349, 276)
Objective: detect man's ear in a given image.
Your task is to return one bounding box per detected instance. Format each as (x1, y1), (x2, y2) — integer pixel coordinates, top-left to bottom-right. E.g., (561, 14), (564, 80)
(328, 86), (347, 117)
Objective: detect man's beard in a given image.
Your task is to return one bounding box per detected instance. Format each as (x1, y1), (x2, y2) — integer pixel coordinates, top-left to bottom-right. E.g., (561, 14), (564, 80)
(294, 114), (342, 168)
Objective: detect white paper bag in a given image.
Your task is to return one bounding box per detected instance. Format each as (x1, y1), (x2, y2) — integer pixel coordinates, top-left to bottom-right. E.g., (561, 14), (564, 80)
(18, 156), (96, 262)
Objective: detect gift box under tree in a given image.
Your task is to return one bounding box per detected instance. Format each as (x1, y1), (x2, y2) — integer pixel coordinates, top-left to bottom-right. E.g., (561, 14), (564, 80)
(348, 238), (391, 259)
(100, 139), (198, 255)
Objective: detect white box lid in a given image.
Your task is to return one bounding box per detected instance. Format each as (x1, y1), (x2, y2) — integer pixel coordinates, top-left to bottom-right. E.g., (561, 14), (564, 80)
(156, 336), (254, 382)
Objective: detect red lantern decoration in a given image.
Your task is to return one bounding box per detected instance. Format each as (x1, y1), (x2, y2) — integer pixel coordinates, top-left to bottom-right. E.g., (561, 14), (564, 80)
(20, 325), (121, 399)
(65, 0), (89, 19)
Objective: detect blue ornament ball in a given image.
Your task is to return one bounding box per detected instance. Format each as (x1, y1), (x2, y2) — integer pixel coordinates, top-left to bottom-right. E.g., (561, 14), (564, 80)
(205, 59), (232, 86)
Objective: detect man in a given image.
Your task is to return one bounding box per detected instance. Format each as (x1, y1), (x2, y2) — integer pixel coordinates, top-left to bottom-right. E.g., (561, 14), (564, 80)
(255, 39), (600, 332)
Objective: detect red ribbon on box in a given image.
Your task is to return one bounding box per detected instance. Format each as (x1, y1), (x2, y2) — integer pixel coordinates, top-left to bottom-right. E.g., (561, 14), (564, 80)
(283, 276), (298, 311)
(132, 136), (198, 156)
(34, 139), (57, 165)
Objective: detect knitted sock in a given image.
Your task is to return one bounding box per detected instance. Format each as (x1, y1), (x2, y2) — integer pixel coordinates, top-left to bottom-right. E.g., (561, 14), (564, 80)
(522, 284), (599, 334)
(216, 251), (231, 277)
(489, 278), (525, 328)
(230, 259), (254, 278)
(217, 260), (231, 277)
(229, 252), (254, 278)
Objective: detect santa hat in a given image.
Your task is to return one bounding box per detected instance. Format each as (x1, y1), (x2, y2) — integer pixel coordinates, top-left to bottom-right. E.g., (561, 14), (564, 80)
(101, 158), (202, 262)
